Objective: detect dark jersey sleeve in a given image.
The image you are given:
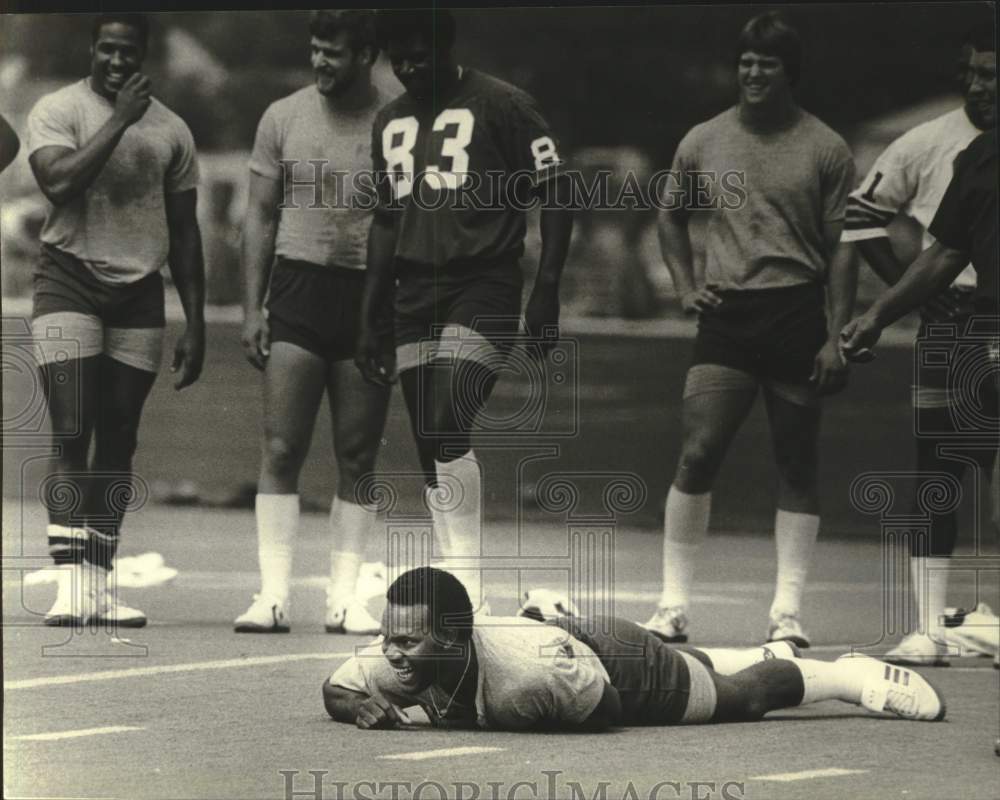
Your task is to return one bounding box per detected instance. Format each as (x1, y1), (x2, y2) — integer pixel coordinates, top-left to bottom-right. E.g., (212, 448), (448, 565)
(497, 90), (564, 186)
(928, 146), (974, 254)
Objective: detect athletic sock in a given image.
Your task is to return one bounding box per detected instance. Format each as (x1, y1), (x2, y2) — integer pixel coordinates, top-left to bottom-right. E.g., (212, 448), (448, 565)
(789, 658), (863, 705)
(47, 524), (86, 565)
(328, 497), (377, 603)
(432, 451), (483, 608)
(658, 486), (711, 609)
(255, 493), (299, 606)
(770, 509), (820, 617)
(697, 643), (798, 675)
(911, 556), (949, 640)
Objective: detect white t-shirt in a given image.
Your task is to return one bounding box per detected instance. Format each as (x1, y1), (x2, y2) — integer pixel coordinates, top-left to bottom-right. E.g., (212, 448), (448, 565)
(842, 106), (979, 288)
(249, 85), (386, 270)
(26, 79), (200, 285)
(330, 616), (610, 730)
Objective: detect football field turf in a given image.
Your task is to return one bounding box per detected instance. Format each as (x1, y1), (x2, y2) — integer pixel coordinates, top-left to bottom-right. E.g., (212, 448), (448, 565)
(4, 503), (999, 800)
(4, 317), (999, 798)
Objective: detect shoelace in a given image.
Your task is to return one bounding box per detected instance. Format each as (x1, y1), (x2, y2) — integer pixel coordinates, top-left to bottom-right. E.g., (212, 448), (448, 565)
(884, 685), (918, 717)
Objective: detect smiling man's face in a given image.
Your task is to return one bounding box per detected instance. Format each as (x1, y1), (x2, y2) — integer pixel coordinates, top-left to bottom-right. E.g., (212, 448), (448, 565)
(380, 602), (451, 693)
(90, 22), (144, 99)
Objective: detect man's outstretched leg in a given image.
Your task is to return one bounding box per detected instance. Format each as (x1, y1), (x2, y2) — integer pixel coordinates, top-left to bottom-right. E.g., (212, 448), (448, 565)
(705, 654), (946, 723)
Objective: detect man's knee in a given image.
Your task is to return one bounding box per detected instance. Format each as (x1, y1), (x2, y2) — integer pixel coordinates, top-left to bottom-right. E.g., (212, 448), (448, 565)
(262, 435), (308, 478)
(335, 436), (379, 489)
(676, 436), (724, 488)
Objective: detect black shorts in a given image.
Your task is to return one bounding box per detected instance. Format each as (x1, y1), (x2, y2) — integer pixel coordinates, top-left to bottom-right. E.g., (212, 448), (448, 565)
(266, 259), (365, 362)
(551, 616), (697, 725)
(33, 244), (165, 327)
(693, 282), (827, 383)
(394, 255), (523, 373)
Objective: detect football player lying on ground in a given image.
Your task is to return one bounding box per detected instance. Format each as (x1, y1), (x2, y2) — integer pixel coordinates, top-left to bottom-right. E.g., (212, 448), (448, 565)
(323, 567), (946, 730)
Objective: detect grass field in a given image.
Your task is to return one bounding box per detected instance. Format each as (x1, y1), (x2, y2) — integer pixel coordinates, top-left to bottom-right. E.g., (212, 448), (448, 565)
(4, 315), (999, 799)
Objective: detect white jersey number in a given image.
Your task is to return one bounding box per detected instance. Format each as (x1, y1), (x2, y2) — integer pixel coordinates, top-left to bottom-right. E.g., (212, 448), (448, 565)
(383, 109), (474, 198)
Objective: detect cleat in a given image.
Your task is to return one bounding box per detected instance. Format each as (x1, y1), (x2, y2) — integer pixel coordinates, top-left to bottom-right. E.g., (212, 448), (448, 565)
(761, 640), (802, 660)
(884, 633), (951, 667)
(767, 612), (811, 648)
(235, 594), (290, 633)
(837, 653), (946, 721)
(84, 565), (148, 628)
(325, 596), (380, 635)
(641, 605), (689, 643)
(43, 564), (92, 626)
(516, 589), (579, 623)
(941, 603), (999, 658)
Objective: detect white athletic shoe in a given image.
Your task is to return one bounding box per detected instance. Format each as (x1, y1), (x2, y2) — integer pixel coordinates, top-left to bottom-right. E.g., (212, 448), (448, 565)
(43, 564), (93, 626)
(837, 653), (946, 721)
(642, 605), (689, 642)
(767, 612), (811, 648)
(235, 594), (290, 633)
(325, 596), (381, 635)
(517, 589), (580, 623)
(884, 633), (951, 667)
(93, 586), (148, 628)
(941, 603), (1000, 658)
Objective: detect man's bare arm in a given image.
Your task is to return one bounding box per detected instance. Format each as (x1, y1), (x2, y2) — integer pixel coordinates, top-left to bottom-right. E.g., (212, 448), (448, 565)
(29, 74), (151, 205)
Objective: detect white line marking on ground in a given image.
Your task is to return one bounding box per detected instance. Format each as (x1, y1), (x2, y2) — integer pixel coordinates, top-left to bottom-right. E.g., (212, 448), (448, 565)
(4, 652), (352, 691)
(379, 746), (506, 761)
(750, 768), (869, 782)
(9, 725), (144, 741)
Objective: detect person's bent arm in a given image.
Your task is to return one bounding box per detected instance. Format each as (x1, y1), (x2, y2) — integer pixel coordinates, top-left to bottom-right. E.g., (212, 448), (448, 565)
(0, 113), (20, 174)
(29, 74), (151, 206)
(525, 174), (574, 358)
(355, 213), (398, 386)
(240, 172), (282, 369)
(577, 681), (622, 731)
(856, 237), (906, 287)
(165, 188), (206, 390)
(812, 240), (857, 395)
(840, 241), (969, 356)
(323, 679), (370, 724)
(658, 206), (719, 313)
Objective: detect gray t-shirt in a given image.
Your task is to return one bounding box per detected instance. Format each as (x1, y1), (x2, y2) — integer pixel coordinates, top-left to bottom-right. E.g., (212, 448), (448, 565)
(672, 106), (855, 290)
(249, 85), (386, 270)
(330, 616), (610, 730)
(26, 79), (200, 285)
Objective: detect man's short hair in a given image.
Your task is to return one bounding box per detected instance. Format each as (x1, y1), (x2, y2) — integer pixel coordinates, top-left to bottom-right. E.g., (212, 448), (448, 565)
(91, 13), (150, 52)
(386, 567), (473, 640)
(375, 9), (457, 53)
(736, 11), (802, 86)
(309, 10), (379, 57)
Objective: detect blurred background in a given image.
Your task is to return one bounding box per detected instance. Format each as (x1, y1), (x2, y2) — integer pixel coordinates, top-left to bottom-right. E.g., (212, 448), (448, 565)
(2, 5), (997, 536)
(0, 3), (992, 311)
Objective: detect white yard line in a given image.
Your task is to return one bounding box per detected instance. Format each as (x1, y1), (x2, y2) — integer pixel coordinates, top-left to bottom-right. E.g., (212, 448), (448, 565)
(9, 725), (144, 742)
(4, 651), (351, 691)
(750, 768), (870, 783)
(379, 746), (506, 761)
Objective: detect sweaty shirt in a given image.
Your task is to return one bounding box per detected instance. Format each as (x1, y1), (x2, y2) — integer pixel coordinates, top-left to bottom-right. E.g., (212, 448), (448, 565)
(329, 617), (609, 730)
(249, 84), (388, 270)
(372, 68), (563, 268)
(842, 107), (980, 289)
(26, 78), (199, 285)
(672, 106), (855, 290)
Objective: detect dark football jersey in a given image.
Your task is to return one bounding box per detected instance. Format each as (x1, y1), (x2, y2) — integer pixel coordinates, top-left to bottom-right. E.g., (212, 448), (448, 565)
(372, 68), (563, 268)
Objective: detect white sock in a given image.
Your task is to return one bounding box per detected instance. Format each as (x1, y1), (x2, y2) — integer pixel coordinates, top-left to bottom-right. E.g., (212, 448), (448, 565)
(790, 658), (862, 705)
(431, 451), (483, 607)
(328, 497), (377, 603)
(659, 486), (711, 609)
(698, 643), (797, 675)
(255, 493), (299, 605)
(770, 509), (820, 617)
(911, 556), (949, 639)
